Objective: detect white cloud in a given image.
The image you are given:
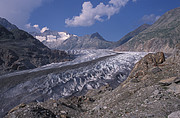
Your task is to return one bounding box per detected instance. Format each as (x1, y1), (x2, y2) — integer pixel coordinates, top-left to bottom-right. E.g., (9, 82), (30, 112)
(25, 23), (39, 32)
(65, 0), (135, 27)
(0, 0), (49, 29)
(142, 14), (161, 24)
(25, 23), (49, 33)
(33, 25), (39, 29)
(41, 27), (49, 33)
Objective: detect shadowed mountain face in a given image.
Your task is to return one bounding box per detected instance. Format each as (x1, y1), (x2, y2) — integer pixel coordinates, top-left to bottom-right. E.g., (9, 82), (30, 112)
(0, 22), (72, 75)
(115, 7), (180, 53)
(0, 17), (18, 31)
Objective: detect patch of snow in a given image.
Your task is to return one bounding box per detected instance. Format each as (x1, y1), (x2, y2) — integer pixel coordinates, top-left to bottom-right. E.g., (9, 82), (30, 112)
(58, 32), (70, 41)
(46, 35), (57, 42)
(35, 36), (46, 42)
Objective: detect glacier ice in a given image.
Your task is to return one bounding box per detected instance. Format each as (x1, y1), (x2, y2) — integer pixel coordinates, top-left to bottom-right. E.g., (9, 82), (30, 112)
(0, 49), (147, 117)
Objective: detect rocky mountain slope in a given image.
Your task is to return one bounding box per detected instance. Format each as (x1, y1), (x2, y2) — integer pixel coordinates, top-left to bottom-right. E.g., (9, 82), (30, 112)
(115, 7), (180, 53)
(32, 31), (114, 50)
(0, 20), (72, 75)
(5, 43), (180, 118)
(114, 24), (151, 47)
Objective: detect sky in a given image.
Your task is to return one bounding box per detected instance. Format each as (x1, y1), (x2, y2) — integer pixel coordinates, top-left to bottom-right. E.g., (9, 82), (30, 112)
(0, 0), (180, 41)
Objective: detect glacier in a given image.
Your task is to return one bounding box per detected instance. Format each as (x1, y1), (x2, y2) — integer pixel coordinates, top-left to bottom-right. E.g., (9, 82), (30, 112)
(0, 49), (146, 117)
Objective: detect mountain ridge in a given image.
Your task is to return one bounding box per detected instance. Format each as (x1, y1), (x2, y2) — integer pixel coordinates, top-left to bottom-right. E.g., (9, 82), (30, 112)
(0, 17), (18, 31)
(32, 31), (114, 50)
(115, 7), (180, 53)
(114, 24), (151, 47)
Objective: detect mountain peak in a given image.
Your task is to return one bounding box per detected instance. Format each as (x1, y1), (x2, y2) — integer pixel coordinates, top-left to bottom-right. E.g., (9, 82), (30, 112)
(90, 32), (104, 40)
(0, 17), (18, 31)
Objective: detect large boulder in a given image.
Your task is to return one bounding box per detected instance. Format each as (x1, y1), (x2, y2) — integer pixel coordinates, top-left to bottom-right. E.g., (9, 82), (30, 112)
(129, 52), (165, 79)
(168, 111), (180, 118)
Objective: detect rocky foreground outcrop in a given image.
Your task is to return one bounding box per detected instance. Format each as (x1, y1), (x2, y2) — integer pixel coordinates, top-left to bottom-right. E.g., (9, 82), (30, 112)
(4, 43), (180, 118)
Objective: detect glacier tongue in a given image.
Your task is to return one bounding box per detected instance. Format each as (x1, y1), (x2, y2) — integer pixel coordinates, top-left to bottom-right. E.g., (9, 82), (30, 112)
(2, 50), (146, 99)
(0, 50), (146, 117)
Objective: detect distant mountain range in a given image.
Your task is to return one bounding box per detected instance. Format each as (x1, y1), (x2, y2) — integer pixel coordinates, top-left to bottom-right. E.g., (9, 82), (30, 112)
(31, 25), (150, 50)
(31, 31), (114, 50)
(0, 18), (72, 75)
(31, 7), (180, 53)
(30, 30), (75, 49)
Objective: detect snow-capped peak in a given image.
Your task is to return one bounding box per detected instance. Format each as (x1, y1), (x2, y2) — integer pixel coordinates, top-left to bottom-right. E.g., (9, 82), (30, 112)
(58, 32), (71, 41)
(34, 31), (73, 43)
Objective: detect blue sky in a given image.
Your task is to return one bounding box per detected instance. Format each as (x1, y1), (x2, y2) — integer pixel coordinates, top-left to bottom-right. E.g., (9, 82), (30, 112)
(0, 0), (180, 41)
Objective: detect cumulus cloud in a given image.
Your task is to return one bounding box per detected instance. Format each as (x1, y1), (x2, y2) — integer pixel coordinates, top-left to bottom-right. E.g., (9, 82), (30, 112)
(40, 27), (49, 33)
(65, 0), (135, 27)
(0, 0), (47, 29)
(25, 23), (49, 33)
(142, 14), (161, 24)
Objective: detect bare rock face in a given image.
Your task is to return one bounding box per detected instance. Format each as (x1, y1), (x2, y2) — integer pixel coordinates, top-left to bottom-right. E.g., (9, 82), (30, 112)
(128, 52), (165, 80)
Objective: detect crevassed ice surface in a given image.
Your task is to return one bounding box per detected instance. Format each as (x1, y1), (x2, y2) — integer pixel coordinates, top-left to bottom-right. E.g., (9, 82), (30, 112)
(0, 49), (147, 117)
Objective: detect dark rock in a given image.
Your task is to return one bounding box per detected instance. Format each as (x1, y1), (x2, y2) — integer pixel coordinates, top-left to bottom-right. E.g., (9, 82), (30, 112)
(174, 77), (180, 84)
(150, 67), (162, 74)
(30, 106), (56, 118)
